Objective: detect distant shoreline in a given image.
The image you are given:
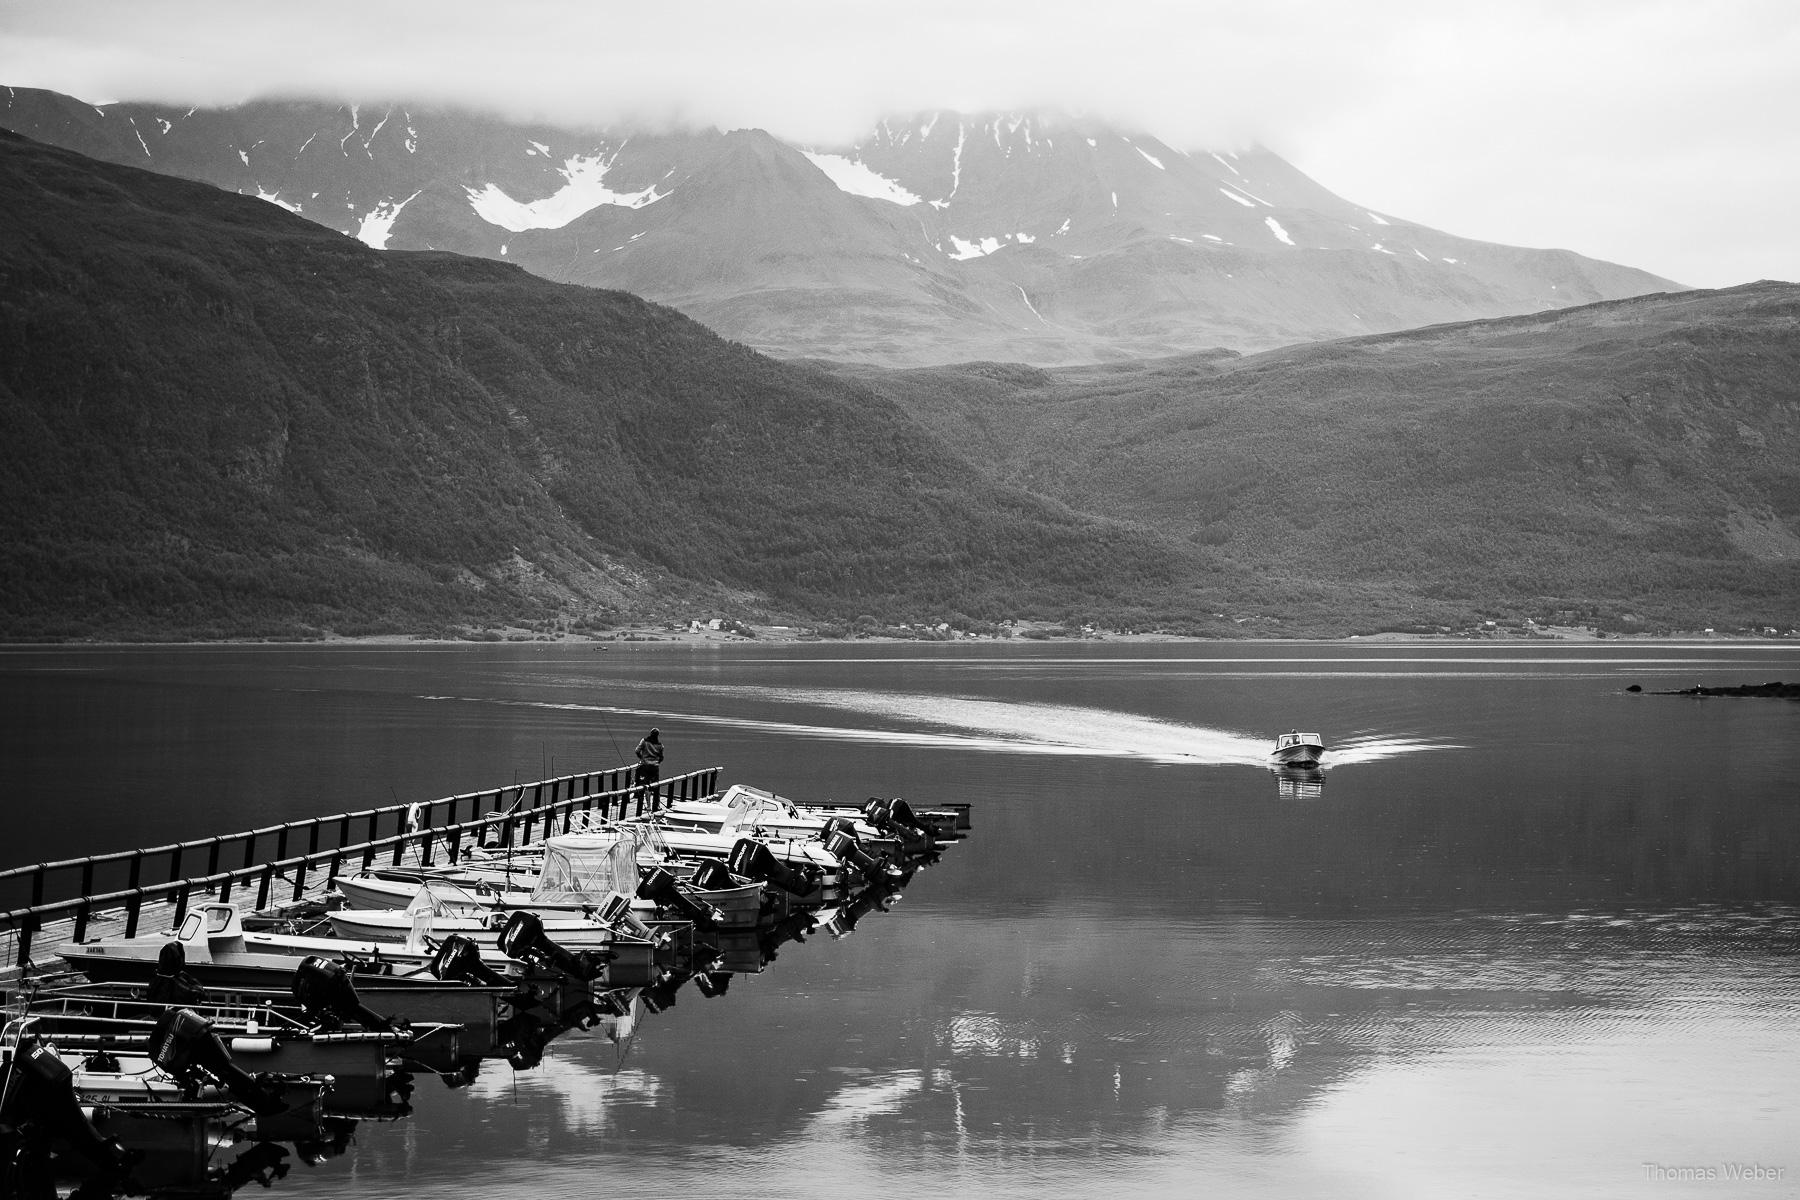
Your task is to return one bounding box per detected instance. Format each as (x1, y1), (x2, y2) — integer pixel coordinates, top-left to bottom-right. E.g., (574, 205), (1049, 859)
(4, 626), (1797, 650)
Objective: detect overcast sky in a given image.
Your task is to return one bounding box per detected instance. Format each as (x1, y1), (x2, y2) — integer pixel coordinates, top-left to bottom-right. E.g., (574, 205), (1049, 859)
(4, 0), (1795, 288)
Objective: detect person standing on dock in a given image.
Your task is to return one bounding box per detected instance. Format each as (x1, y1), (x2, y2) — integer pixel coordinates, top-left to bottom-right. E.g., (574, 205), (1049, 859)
(634, 727), (664, 798)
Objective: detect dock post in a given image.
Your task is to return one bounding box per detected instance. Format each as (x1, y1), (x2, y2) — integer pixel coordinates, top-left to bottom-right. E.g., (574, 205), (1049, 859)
(14, 914), (37, 969)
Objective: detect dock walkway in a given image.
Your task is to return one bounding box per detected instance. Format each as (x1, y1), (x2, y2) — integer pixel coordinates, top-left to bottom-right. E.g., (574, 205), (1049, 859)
(0, 764), (721, 988)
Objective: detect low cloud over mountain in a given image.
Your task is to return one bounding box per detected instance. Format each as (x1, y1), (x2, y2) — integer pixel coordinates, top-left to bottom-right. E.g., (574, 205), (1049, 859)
(2, 88), (1680, 366)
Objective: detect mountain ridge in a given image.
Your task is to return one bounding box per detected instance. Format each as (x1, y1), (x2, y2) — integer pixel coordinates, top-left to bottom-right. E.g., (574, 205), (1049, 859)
(1, 86), (1682, 366)
(6, 127), (1793, 640)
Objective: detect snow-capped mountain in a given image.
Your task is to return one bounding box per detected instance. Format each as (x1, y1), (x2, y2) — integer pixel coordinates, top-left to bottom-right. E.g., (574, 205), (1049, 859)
(1, 87), (1680, 365)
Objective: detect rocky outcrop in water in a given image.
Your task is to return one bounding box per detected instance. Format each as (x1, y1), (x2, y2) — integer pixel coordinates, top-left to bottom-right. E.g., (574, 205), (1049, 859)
(1631, 681), (1800, 699)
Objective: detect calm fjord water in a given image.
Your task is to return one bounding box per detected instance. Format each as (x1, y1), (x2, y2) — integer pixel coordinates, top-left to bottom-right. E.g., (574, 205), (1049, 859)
(4, 641), (1798, 1198)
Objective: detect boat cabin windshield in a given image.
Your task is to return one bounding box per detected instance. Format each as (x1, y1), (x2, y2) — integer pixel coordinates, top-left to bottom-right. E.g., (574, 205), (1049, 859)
(535, 832), (642, 902)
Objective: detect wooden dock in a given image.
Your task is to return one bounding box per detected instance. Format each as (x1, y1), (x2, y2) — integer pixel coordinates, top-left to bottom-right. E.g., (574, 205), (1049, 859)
(0, 764), (721, 989)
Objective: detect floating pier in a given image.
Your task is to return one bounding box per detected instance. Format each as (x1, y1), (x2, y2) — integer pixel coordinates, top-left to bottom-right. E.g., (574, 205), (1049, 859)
(3, 763), (969, 1196)
(0, 765), (722, 986)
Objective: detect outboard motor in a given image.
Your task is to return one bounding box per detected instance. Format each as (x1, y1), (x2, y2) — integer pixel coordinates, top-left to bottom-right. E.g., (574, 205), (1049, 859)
(637, 866), (724, 929)
(694, 971), (731, 998)
(149, 1008), (289, 1115)
(641, 971), (688, 1013)
(145, 940), (209, 1006)
(426, 934), (515, 989)
(727, 838), (821, 897)
(758, 910), (819, 963)
(291, 956), (398, 1032)
(220, 1143), (291, 1191)
(687, 858), (737, 891)
(822, 827), (901, 888)
(496, 910), (611, 982)
(827, 885), (896, 937)
(864, 797), (934, 854)
(2, 1036), (140, 1183)
(424, 937), (558, 1067)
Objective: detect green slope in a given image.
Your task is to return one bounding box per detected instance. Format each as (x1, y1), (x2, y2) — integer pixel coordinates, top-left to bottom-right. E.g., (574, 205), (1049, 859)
(0, 130), (1188, 640)
(830, 285), (1800, 633)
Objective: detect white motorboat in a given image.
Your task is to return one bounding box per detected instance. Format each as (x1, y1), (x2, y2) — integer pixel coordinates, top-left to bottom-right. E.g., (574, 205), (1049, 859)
(332, 829), (766, 930)
(59, 901), (654, 990)
(1272, 730), (1326, 766)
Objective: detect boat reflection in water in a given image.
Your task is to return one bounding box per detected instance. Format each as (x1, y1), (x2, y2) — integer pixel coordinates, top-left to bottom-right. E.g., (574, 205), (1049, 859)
(4, 786), (968, 1198)
(1271, 765), (1326, 800)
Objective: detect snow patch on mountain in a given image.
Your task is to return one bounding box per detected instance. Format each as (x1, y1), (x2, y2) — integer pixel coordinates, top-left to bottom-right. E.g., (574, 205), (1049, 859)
(254, 187), (299, 213)
(802, 152), (923, 206)
(357, 190), (422, 249)
(466, 152), (665, 232)
(1210, 152), (1240, 177)
(929, 122), (968, 210)
(1135, 146), (1165, 170)
(365, 109), (390, 154)
(1367, 210), (1390, 226)
(1220, 187), (1257, 208)
(1265, 216), (1295, 246)
(947, 231), (1035, 260)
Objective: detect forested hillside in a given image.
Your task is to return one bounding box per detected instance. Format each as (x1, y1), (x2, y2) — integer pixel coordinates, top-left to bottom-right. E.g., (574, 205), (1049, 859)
(830, 284), (1800, 634)
(0, 130), (1192, 640)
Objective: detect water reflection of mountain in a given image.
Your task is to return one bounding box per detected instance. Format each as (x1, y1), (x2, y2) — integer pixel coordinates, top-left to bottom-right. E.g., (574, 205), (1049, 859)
(302, 896), (1800, 1197)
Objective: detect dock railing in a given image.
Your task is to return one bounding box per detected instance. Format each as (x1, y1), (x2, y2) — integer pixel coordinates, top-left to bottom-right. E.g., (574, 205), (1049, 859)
(0, 765), (721, 975)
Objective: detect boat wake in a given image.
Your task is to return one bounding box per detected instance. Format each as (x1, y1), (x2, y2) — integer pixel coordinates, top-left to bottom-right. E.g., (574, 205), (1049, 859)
(1323, 734), (1460, 766)
(423, 686), (1456, 768)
